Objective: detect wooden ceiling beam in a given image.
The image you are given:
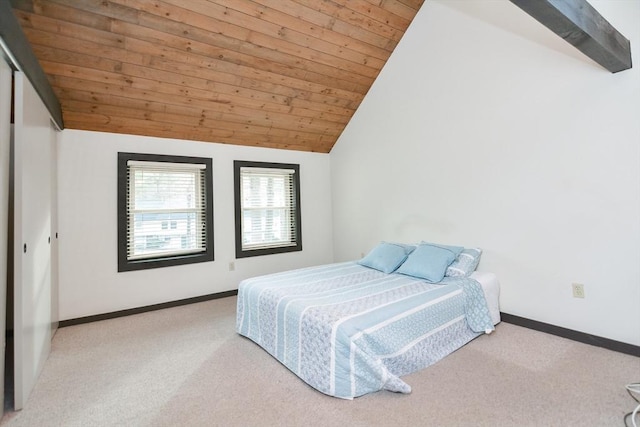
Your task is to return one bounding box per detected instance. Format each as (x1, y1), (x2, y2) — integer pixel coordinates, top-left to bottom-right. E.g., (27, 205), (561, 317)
(510, 0), (631, 73)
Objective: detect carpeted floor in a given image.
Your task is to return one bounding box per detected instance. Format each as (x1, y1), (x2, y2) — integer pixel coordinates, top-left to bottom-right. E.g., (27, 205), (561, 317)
(1, 296), (638, 426)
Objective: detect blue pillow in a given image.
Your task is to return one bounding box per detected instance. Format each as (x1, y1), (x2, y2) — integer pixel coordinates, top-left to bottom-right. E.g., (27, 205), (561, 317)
(446, 248), (482, 277)
(358, 242), (412, 274)
(396, 243), (458, 283)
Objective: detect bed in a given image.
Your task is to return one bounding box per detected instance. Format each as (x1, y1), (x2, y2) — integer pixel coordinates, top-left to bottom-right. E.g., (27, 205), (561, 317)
(236, 245), (499, 400)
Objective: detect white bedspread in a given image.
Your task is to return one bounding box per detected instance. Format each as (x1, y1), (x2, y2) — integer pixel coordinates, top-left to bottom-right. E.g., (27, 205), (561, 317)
(236, 262), (495, 399)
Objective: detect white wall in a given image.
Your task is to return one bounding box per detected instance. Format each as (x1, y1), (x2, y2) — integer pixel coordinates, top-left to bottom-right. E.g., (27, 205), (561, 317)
(57, 130), (333, 320)
(330, 0), (640, 346)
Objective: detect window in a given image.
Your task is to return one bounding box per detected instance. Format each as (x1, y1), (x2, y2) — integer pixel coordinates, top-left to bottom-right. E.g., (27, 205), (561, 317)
(118, 152), (214, 272)
(234, 161), (302, 258)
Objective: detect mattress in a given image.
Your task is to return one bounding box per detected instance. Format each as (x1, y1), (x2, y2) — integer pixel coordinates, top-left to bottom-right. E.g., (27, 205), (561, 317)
(236, 262), (498, 399)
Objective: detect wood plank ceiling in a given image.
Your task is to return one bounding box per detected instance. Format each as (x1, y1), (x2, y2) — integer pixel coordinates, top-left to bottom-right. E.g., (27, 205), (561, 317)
(11, 0), (424, 153)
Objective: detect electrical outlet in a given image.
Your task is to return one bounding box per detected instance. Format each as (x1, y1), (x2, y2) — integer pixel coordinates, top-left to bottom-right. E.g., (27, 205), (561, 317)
(229, 262), (235, 271)
(572, 283), (585, 298)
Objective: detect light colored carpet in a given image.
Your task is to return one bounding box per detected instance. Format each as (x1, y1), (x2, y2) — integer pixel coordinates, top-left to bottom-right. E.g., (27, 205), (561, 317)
(1, 296), (638, 427)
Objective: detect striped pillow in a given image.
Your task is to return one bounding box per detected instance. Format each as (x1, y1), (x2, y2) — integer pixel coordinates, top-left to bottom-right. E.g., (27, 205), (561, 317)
(445, 248), (482, 277)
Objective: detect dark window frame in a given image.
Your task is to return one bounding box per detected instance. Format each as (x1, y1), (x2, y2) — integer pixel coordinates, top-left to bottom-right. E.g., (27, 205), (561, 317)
(117, 152), (214, 272)
(234, 160), (302, 259)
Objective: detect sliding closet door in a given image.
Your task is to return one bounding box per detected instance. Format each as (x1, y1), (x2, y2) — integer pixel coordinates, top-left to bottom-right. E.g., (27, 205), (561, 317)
(50, 116), (58, 335)
(13, 72), (54, 410)
(0, 55), (13, 418)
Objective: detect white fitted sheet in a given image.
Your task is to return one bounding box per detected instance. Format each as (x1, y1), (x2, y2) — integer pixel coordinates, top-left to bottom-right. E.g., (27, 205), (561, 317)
(470, 271), (501, 325)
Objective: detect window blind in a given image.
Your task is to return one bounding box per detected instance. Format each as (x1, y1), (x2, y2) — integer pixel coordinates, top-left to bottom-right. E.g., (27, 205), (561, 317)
(126, 161), (207, 260)
(240, 166), (297, 251)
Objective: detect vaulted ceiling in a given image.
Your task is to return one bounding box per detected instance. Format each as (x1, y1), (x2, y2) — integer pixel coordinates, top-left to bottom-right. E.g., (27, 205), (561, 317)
(10, 0), (424, 153)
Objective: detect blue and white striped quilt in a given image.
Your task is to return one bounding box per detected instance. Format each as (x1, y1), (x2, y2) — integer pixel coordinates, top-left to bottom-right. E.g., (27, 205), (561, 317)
(236, 262), (494, 399)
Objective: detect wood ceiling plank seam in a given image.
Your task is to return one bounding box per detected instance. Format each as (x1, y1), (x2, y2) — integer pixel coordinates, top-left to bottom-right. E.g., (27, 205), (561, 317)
(114, 0), (390, 77)
(21, 26), (154, 75)
(59, 87), (350, 130)
(292, 0), (403, 42)
(288, 107), (350, 124)
(146, 57), (364, 106)
(393, 0), (425, 12)
(60, 98), (341, 139)
(332, 0), (412, 30)
(234, 74), (361, 108)
(299, 94), (352, 115)
(32, 0), (114, 31)
(131, 14), (368, 94)
(118, 26), (373, 96)
(118, 31), (368, 102)
(291, 0), (402, 43)
(60, 105), (333, 146)
(120, 56), (359, 111)
(60, 88), (172, 115)
(38, 59), (254, 105)
(130, 13), (368, 94)
(234, 40), (375, 87)
(61, 112), (239, 146)
(48, 0), (141, 25)
(13, 3), (118, 37)
(30, 44), (124, 74)
(48, 74), (355, 120)
(162, 0), (387, 69)
(222, 43), (369, 94)
(146, 55), (240, 88)
(250, 0), (396, 52)
(330, 18), (398, 51)
(70, 88), (346, 136)
(112, 0), (251, 40)
(48, 71), (356, 120)
(373, 0), (423, 21)
(214, 0), (392, 61)
(50, 75), (297, 117)
(260, 20), (387, 70)
(117, 0), (381, 79)
(148, 54), (365, 103)
(14, 9), (125, 49)
(20, 25), (125, 59)
(244, 31), (380, 79)
(120, 11), (375, 90)
(44, 59), (353, 115)
(119, 62), (230, 94)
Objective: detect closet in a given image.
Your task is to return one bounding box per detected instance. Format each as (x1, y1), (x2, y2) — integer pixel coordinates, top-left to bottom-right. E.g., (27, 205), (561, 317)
(0, 55), (59, 413)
